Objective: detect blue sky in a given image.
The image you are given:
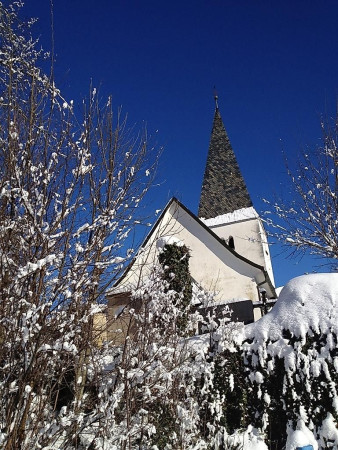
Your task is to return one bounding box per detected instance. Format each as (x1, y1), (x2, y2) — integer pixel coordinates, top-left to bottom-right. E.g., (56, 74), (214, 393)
(22, 0), (337, 287)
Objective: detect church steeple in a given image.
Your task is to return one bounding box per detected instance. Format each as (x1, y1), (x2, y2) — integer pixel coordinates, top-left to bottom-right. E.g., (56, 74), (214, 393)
(198, 99), (253, 219)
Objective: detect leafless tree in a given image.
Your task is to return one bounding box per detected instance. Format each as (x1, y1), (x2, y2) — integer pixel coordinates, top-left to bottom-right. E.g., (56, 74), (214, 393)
(264, 114), (337, 269)
(0, 3), (159, 448)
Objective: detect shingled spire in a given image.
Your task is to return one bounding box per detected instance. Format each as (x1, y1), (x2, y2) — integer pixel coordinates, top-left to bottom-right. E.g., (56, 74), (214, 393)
(198, 98), (253, 219)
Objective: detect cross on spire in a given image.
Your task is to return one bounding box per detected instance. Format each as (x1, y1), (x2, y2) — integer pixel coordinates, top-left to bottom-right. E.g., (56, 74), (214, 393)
(213, 86), (219, 110)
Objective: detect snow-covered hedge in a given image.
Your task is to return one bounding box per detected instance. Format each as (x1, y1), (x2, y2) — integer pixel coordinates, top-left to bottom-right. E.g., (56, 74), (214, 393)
(243, 274), (338, 449)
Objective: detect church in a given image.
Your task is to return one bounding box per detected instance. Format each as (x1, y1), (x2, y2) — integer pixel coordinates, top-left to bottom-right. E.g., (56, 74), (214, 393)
(107, 98), (277, 328)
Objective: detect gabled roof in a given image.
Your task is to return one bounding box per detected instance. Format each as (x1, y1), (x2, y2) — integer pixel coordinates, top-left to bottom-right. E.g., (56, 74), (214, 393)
(112, 197), (276, 298)
(198, 105), (252, 219)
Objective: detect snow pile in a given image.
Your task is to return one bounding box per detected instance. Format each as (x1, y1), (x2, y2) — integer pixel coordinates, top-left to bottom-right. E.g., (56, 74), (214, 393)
(226, 426), (268, 450)
(201, 206), (258, 227)
(156, 235), (184, 251)
(318, 413), (338, 447)
(243, 273), (338, 450)
(245, 273), (338, 341)
(286, 420), (318, 450)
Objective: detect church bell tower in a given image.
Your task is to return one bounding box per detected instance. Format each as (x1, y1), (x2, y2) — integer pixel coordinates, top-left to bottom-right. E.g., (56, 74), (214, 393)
(199, 96), (275, 287)
(199, 95), (253, 219)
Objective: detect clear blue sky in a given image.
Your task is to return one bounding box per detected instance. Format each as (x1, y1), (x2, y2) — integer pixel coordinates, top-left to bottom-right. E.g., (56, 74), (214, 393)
(21, 0), (337, 287)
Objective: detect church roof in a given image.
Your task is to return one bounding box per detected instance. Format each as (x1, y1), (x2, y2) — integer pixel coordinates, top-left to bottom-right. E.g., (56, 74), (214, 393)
(198, 101), (253, 219)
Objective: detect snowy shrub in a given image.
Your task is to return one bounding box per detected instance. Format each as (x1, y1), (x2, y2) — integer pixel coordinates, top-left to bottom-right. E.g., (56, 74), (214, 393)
(101, 265), (240, 449)
(156, 243), (252, 447)
(194, 343), (248, 441)
(243, 274), (338, 450)
(111, 269), (199, 448)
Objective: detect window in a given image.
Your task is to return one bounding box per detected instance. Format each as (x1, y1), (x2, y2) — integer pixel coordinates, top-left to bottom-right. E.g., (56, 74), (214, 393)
(228, 236), (235, 249)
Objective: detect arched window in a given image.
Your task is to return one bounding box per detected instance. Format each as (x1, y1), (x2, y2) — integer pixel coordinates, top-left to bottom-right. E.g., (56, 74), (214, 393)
(228, 236), (235, 249)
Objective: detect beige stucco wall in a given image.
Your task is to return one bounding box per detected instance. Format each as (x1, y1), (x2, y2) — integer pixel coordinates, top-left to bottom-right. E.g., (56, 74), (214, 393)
(208, 217), (275, 287)
(92, 312), (108, 346)
(173, 209), (259, 302)
(112, 202), (271, 304)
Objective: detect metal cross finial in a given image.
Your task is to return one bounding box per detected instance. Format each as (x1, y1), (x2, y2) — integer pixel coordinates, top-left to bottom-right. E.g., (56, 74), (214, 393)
(213, 86), (219, 110)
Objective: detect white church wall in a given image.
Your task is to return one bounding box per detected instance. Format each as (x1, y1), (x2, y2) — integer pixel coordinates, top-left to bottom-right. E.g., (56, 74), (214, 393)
(173, 207), (260, 302)
(110, 203), (180, 292)
(115, 202), (267, 301)
(257, 219), (275, 286)
(207, 217), (275, 286)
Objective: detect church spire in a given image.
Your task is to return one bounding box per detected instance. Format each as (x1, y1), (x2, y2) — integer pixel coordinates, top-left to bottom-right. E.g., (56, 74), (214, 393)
(198, 100), (253, 219)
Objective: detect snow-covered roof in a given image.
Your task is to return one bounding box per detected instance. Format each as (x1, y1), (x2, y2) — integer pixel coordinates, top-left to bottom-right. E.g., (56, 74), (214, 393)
(245, 273), (338, 341)
(201, 206), (259, 227)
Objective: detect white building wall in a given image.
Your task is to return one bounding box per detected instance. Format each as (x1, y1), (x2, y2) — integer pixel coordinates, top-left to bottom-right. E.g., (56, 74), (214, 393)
(115, 202), (270, 303)
(174, 208), (260, 302)
(207, 217), (275, 287)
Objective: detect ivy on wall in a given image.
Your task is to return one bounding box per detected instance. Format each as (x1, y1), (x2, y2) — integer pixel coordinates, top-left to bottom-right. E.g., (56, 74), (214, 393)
(158, 243), (193, 334)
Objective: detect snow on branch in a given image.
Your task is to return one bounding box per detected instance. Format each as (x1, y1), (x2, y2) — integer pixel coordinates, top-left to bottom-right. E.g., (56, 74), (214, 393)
(264, 115), (338, 269)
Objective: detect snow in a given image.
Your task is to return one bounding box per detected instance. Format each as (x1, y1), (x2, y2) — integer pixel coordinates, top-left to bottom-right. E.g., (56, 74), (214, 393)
(286, 420), (318, 450)
(244, 273), (338, 449)
(319, 413), (338, 447)
(245, 273), (338, 341)
(201, 206), (259, 227)
(18, 254), (57, 278)
(275, 285), (284, 296)
(227, 426), (268, 450)
(187, 333), (211, 354)
(156, 235), (184, 251)
(207, 297), (252, 306)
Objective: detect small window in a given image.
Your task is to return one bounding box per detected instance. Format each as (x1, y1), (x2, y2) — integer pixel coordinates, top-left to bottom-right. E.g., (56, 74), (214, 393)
(228, 236), (235, 249)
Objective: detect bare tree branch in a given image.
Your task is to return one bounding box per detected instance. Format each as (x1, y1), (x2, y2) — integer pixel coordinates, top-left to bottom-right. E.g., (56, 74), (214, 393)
(264, 114), (338, 269)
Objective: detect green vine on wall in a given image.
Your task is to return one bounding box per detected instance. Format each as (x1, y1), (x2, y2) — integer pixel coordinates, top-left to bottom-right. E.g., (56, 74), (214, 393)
(158, 243), (192, 334)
